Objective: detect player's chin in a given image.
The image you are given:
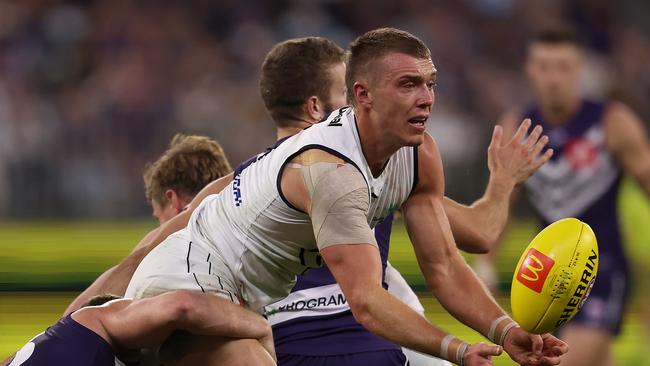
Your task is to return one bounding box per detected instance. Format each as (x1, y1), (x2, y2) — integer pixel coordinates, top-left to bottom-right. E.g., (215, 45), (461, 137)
(402, 125), (426, 146)
(404, 133), (425, 147)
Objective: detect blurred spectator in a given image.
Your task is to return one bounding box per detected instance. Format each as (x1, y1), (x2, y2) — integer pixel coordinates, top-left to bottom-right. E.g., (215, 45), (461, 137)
(0, 0), (648, 218)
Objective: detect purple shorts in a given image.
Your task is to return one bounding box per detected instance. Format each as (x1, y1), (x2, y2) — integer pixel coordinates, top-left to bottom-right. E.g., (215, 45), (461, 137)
(563, 264), (629, 335)
(278, 350), (408, 366)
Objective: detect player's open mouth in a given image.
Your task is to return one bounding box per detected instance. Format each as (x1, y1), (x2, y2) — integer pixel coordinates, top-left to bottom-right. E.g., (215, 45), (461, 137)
(408, 116), (428, 126)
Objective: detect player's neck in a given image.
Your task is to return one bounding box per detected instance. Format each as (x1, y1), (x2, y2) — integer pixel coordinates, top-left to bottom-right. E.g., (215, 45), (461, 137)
(540, 98), (582, 126)
(276, 120), (316, 140)
(356, 114), (398, 177)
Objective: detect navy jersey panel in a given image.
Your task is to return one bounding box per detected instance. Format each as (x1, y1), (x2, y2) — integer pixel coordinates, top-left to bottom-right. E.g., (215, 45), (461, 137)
(273, 216), (400, 355)
(273, 310), (401, 356)
(10, 315), (115, 366)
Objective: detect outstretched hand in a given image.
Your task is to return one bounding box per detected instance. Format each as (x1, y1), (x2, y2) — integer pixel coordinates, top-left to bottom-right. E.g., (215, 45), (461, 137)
(503, 327), (568, 366)
(487, 119), (554, 187)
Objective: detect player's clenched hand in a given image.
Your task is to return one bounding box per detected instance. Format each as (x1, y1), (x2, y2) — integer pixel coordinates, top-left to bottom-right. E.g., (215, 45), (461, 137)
(502, 327), (568, 366)
(463, 342), (502, 365)
(487, 118), (554, 187)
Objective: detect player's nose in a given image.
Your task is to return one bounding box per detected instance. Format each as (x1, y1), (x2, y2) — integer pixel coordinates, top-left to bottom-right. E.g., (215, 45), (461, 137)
(417, 85), (434, 108)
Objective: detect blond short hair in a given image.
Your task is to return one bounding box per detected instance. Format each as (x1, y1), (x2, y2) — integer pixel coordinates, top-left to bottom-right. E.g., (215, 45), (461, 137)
(143, 134), (232, 206)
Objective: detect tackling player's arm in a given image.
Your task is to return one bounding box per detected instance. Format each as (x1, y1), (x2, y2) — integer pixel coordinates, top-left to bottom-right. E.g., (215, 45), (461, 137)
(281, 150), (502, 365)
(444, 119), (552, 253)
(605, 102), (650, 197)
(79, 290), (275, 360)
(64, 173), (235, 315)
(402, 134), (566, 366)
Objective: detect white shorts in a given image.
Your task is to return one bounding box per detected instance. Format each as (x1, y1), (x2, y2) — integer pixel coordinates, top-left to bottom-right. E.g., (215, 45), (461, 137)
(125, 228), (240, 304)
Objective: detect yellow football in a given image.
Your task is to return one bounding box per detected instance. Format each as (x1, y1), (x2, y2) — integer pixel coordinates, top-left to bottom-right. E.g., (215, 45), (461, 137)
(510, 218), (599, 334)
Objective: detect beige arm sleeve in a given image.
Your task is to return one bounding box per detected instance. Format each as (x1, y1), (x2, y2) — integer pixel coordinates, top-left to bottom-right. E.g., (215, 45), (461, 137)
(302, 163), (377, 250)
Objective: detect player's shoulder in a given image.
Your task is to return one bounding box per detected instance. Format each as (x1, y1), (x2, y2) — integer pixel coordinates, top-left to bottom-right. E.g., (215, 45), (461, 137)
(289, 148), (347, 165)
(602, 101), (644, 135)
(602, 100), (646, 151)
(603, 100), (638, 122)
(407, 132), (444, 196)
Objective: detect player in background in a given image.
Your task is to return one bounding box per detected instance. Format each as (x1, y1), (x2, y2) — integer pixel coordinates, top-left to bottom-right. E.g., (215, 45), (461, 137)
(65, 37), (551, 365)
(64, 134), (232, 314)
(143, 134), (232, 225)
(2, 291), (274, 366)
(475, 23), (650, 366)
(125, 28), (567, 365)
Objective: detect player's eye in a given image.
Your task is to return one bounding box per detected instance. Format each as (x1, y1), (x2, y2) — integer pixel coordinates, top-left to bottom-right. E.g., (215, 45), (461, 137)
(427, 81), (437, 89)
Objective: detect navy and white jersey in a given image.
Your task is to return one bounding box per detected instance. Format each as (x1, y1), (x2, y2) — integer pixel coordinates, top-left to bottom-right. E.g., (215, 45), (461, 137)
(186, 106), (418, 311)
(523, 100), (626, 264)
(7, 315), (116, 366)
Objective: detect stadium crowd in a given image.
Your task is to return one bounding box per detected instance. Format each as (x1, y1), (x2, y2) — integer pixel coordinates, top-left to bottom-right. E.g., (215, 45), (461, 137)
(0, 0), (649, 218)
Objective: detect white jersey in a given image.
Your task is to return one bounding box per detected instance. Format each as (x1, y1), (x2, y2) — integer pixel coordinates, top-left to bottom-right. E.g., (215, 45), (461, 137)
(187, 107), (418, 311)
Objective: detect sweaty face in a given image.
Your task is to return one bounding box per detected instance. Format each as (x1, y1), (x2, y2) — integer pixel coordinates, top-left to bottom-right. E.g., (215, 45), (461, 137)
(526, 43), (583, 112)
(366, 53), (436, 147)
(324, 62), (347, 113)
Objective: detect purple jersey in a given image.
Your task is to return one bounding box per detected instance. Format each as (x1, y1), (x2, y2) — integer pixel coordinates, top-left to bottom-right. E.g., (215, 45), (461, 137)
(523, 100), (630, 334)
(7, 314), (115, 366)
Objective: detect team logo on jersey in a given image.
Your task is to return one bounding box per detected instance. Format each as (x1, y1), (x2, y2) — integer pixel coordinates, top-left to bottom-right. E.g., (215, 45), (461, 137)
(516, 248), (555, 293)
(233, 174), (243, 206)
(327, 106), (350, 126)
(565, 138), (599, 170)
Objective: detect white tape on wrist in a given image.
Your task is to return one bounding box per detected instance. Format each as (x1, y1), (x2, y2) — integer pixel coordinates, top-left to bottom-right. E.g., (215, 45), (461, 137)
(440, 334), (456, 361)
(487, 315), (510, 343)
(456, 342), (469, 366)
(499, 322), (519, 346)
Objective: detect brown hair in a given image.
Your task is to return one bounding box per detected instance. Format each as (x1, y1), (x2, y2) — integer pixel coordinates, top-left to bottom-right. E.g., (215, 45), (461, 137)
(143, 134), (232, 206)
(532, 21), (580, 46)
(346, 28), (431, 104)
(260, 37), (345, 126)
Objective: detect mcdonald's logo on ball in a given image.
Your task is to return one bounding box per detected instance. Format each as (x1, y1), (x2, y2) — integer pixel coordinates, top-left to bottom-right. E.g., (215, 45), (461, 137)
(516, 248), (555, 293)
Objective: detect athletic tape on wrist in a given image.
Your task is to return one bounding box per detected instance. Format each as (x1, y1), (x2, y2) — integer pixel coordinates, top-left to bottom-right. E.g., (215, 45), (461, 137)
(487, 315), (510, 343)
(457, 342), (469, 366)
(440, 334), (456, 361)
(499, 322), (519, 346)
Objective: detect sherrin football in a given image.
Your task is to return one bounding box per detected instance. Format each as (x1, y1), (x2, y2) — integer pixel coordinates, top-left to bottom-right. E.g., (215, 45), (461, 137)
(510, 218), (599, 334)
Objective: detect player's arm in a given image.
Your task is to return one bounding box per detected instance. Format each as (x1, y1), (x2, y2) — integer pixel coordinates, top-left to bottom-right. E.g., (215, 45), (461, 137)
(98, 290), (274, 359)
(280, 150), (502, 364)
(64, 173), (235, 315)
(403, 134), (566, 365)
(445, 118), (552, 253)
(605, 102), (650, 197)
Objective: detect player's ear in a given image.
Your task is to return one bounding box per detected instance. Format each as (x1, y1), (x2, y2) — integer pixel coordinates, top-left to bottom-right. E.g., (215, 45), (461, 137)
(305, 96), (323, 122)
(352, 81), (371, 107)
(165, 189), (183, 214)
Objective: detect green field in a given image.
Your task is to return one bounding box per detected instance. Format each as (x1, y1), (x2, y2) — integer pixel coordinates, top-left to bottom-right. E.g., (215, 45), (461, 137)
(1, 179), (650, 364)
